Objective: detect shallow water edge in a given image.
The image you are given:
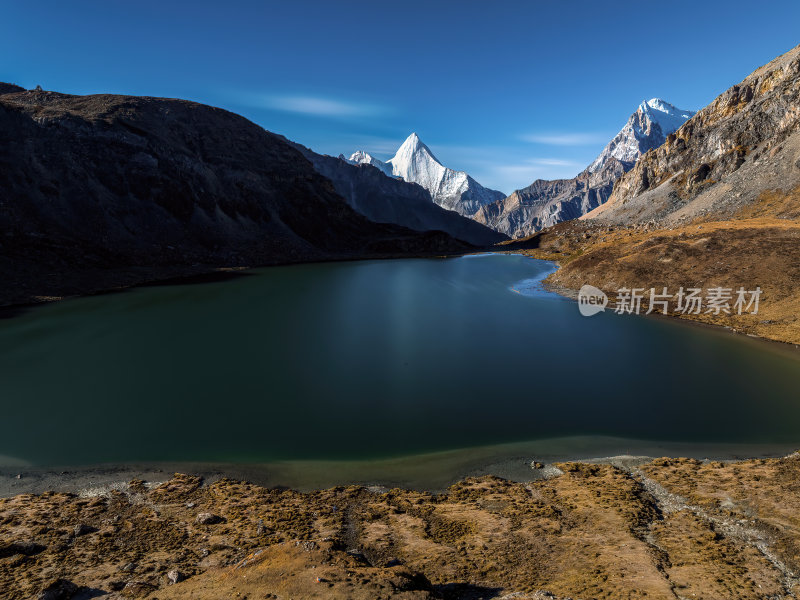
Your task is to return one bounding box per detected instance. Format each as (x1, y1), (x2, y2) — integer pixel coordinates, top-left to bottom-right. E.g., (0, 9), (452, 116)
(2, 435), (797, 497)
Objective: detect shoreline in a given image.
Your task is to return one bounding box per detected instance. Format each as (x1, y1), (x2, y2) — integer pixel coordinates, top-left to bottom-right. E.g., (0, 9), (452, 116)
(542, 274), (800, 356)
(6, 248), (796, 357)
(506, 250), (800, 354)
(3, 436), (798, 497)
(0, 247), (486, 320)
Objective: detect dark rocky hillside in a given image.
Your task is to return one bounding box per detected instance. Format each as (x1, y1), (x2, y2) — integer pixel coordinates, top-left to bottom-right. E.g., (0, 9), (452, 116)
(0, 86), (470, 306)
(289, 142), (507, 247)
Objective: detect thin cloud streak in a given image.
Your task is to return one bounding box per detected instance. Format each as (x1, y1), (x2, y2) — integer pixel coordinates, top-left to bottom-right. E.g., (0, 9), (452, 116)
(476, 158), (587, 193)
(309, 135), (404, 160)
(520, 132), (610, 146)
(257, 94), (393, 118)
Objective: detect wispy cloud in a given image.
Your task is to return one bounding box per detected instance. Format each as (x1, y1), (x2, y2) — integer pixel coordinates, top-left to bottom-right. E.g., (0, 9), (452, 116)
(526, 158), (581, 166)
(342, 135), (404, 156)
(491, 158), (583, 178)
(418, 144), (587, 194)
(520, 132), (610, 146)
(258, 94), (392, 118)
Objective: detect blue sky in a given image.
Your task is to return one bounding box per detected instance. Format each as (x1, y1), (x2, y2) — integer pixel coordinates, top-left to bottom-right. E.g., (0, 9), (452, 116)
(2, 0), (799, 194)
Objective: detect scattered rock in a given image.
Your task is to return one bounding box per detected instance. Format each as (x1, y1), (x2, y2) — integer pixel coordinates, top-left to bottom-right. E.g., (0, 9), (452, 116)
(36, 579), (78, 600)
(167, 569), (183, 584)
(0, 540), (46, 557)
(296, 540), (317, 552)
(120, 562), (137, 573)
(72, 524), (96, 537)
(195, 512), (224, 525)
(542, 465), (565, 479)
(530, 461), (545, 470)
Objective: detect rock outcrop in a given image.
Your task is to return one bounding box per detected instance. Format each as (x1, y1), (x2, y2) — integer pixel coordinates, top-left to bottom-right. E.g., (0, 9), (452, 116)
(0, 83), (24, 95)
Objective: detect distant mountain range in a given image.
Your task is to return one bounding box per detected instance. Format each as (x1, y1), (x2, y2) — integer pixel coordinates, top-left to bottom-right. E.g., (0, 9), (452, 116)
(474, 99), (695, 238)
(345, 133), (505, 216)
(291, 140), (506, 246)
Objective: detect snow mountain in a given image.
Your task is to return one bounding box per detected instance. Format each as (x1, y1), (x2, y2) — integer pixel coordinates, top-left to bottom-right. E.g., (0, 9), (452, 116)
(475, 99), (695, 238)
(588, 98), (695, 172)
(347, 133), (505, 216)
(291, 144), (507, 246)
(342, 150), (395, 178)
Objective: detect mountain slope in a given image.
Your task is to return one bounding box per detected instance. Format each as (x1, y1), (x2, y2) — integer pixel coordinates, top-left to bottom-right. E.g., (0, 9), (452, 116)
(586, 45), (800, 225)
(475, 99), (694, 238)
(349, 133), (505, 216)
(0, 86), (469, 306)
(292, 144), (507, 246)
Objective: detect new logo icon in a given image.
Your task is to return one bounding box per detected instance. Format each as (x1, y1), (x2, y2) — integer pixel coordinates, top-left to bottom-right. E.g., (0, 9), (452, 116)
(578, 285), (608, 317)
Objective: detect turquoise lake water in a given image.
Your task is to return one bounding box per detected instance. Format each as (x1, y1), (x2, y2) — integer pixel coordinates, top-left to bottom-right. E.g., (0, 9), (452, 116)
(2, 253), (800, 467)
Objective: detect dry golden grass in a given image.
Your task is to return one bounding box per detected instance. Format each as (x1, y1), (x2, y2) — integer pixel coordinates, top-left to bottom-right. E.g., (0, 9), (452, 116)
(4, 456), (800, 599)
(504, 185), (800, 345)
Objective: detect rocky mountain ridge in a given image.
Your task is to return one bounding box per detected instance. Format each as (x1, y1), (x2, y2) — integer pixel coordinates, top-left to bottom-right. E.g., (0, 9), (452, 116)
(292, 142), (507, 246)
(474, 157), (630, 238)
(587, 44), (800, 224)
(587, 98), (695, 172)
(474, 99), (694, 238)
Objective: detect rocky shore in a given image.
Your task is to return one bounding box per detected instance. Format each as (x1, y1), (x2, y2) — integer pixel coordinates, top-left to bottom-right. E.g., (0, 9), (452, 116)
(3, 453), (800, 599)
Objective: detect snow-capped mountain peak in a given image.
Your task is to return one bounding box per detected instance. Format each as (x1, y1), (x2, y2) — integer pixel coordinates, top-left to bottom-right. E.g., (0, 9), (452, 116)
(344, 133), (504, 216)
(345, 149), (394, 177)
(588, 99), (695, 172)
(349, 150), (377, 163)
(640, 98), (695, 138)
(398, 131), (437, 155)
